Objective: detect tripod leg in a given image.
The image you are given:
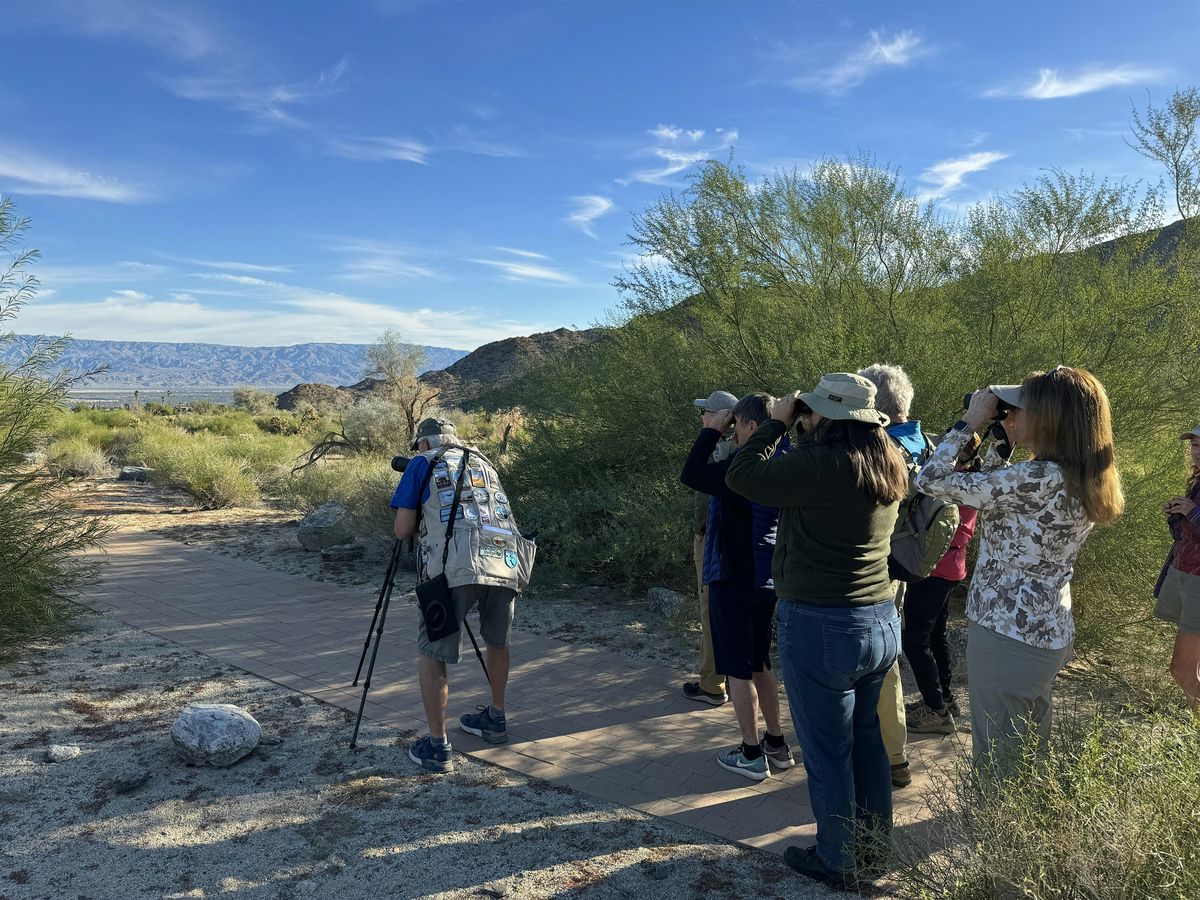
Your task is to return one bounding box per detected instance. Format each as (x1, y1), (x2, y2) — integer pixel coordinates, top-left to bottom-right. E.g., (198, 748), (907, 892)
(353, 539), (401, 686)
(350, 571), (396, 750)
(464, 619), (491, 685)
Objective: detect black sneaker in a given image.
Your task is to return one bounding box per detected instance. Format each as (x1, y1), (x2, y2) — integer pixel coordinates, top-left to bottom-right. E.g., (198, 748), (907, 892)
(944, 695), (962, 717)
(891, 761), (911, 788)
(783, 845), (857, 891)
(682, 681), (727, 706)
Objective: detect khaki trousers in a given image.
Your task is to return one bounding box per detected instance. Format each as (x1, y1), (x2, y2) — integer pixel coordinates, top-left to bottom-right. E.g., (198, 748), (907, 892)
(878, 581), (908, 766)
(694, 533), (724, 694)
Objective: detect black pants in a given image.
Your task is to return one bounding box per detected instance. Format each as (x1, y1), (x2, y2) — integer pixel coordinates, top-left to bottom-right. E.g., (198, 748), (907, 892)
(901, 575), (959, 710)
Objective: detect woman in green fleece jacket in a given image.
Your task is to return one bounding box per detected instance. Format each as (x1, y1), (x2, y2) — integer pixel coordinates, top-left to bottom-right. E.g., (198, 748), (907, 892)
(726, 372), (908, 890)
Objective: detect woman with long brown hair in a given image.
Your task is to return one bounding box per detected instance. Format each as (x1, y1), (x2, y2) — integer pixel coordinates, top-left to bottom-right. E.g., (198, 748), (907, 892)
(1155, 425), (1200, 705)
(727, 372), (908, 890)
(916, 365), (1123, 770)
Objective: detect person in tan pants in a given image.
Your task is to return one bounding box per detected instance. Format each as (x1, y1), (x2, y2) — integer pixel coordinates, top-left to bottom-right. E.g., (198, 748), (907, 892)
(682, 390), (737, 705)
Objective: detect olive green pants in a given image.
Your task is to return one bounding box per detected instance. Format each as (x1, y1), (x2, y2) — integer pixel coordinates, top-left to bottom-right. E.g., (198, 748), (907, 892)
(694, 533), (724, 694)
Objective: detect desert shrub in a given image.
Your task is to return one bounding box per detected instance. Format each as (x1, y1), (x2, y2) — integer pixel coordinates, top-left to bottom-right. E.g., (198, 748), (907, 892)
(173, 409), (259, 436)
(129, 427), (259, 508)
(341, 397), (410, 453)
(189, 399), (222, 415)
(255, 412), (303, 436)
(0, 197), (107, 655)
(232, 386), (277, 414)
(280, 455), (398, 542)
(890, 709), (1200, 899)
(45, 437), (113, 478)
(143, 402), (173, 416)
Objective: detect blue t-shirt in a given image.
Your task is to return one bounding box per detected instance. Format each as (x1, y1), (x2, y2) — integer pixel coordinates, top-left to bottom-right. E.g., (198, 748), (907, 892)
(389, 455), (432, 510)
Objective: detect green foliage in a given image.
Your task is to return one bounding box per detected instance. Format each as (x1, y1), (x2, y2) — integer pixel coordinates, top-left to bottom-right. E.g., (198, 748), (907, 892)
(508, 149), (1200, 676)
(891, 710), (1200, 899)
(278, 455), (398, 541)
(340, 397), (409, 453)
(0, 197), (107, 655)
(45, 436), (113, 478)
(231, 385), (277, 415)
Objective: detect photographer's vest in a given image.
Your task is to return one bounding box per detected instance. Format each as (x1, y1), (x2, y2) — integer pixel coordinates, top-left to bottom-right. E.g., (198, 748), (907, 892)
(416, 443), (536, 592)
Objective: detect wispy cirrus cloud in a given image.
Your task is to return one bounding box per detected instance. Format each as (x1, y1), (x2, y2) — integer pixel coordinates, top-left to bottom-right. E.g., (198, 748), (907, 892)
(618, 125), (738, 186)
(36, 0), (225, 62)
(916, 151), (1008, 202)
(986, 65), (1162, 100)
(328, 238), (441, 281)
(0, 145), (151, 203)
(792, 29), (928, 94)
(468, 248), (576, 285)
(163, 56), (350, 129)
(326, 136), (430, 164)
(154, 253), (293, 274)
(564, 195), (615, 238)
(14, 286), (543, 348)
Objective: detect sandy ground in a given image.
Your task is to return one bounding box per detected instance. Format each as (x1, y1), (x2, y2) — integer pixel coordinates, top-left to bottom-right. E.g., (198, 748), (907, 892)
(0, 616), (812, 900)
(0, 480), (851, 899)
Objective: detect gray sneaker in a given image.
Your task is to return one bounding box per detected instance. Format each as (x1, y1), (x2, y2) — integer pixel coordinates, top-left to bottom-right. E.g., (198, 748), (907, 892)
(907, 703), (955, 735)
(761, 737), (796, 770)
(459, 705), (508, 744)
(717, 745), (769, 781)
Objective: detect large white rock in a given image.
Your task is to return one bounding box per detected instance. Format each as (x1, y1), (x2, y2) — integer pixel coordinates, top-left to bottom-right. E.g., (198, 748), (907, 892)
(646, 586), (689, 619)
(171, 704), (262, 767)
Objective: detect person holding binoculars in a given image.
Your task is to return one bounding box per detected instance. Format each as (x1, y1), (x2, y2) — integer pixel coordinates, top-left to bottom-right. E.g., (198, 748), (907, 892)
(915, 366), (1123, 770)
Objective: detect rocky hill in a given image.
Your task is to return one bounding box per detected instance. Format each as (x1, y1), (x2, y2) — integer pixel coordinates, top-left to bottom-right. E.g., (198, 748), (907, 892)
(3, 336), (466, 388)
(419, 327), (608, 405)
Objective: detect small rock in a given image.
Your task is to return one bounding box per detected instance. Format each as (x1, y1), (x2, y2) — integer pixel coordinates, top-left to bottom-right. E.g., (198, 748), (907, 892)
(297, 501), (353, 552)
(171, 704), (262, 767)
(117, 466), (153, 483)
(295, 880), (318, 895)
(45, 745), (81, 763)
(259, 733), (284, 746)
(646, 586), (689, 619)
(321, 543), (365, 563)
(108, 770), (152, 794)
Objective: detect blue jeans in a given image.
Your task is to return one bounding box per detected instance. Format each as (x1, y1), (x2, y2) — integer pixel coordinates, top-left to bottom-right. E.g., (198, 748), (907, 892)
(777, 598), (901, 873)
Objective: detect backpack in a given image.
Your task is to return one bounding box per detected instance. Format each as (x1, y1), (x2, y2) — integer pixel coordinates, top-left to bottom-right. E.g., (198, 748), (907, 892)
(887, 434), (960, 584)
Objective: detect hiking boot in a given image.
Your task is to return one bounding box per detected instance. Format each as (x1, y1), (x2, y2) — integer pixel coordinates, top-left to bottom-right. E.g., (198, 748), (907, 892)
(682, 681), (727, 706)
(890, 761), (911, 788)
(783, 845), (858, 891)
(944, 695), (962, 717)
(907, 702), (956, 735)
(459, 705), (508, 744)
(408, 735), (453, 773)
(716, 745), (769, 781)
(761, 735), (796, 770)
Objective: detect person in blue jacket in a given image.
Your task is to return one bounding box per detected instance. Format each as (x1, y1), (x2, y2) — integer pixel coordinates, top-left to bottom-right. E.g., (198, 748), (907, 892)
(681, 392), (795, 780)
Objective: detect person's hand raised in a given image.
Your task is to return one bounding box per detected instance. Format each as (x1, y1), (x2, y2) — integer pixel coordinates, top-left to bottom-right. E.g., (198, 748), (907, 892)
(770, 392), (800, 427)
(709, 408), (734, 433)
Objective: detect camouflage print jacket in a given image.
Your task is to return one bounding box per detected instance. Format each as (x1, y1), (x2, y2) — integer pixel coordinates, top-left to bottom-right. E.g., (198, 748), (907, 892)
(915, 425), (1093, 650)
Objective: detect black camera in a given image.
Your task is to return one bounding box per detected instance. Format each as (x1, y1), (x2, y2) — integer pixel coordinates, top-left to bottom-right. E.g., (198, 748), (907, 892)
(962, 392), (1013, 420)
(391, 456), (410, 473)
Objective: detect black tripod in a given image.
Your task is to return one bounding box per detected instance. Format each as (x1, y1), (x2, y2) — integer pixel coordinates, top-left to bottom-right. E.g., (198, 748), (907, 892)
(349, 538), (490, 749)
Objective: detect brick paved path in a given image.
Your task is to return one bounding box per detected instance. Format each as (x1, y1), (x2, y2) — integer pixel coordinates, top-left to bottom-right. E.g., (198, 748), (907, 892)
(79, 531), (962, 856)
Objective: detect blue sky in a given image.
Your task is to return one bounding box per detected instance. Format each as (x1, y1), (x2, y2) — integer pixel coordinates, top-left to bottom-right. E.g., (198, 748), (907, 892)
(2, 0), (1198, 351)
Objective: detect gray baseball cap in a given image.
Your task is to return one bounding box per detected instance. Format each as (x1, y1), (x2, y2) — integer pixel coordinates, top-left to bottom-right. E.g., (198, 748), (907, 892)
(1181, 425), (1200, 441)
(693, 390), (738, 412)
(410, 417), (456, 451)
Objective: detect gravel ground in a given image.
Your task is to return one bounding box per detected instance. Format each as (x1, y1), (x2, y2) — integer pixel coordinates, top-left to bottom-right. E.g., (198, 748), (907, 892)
(0, 615), (820, 900)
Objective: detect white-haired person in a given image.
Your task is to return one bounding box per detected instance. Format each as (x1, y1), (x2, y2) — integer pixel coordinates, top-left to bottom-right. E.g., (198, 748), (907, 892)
(915, 366), (1123, 769)
(858, 363), (979, 738)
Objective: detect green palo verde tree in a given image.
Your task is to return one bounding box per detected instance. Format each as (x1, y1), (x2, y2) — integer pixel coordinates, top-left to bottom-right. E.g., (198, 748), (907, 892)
(0, 198), (107, 656)
(508, 95), (1200, 679)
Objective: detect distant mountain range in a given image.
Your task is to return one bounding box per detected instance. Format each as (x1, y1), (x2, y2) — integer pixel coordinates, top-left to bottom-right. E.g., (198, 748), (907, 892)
(3, 336), (468, 388)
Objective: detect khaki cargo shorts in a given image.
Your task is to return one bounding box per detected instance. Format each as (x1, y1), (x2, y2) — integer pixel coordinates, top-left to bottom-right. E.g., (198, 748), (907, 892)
(418, 584), (516, 664)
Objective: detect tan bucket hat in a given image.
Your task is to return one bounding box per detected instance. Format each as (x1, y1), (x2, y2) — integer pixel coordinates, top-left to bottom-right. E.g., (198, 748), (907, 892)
(798, 373), (889, 426)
